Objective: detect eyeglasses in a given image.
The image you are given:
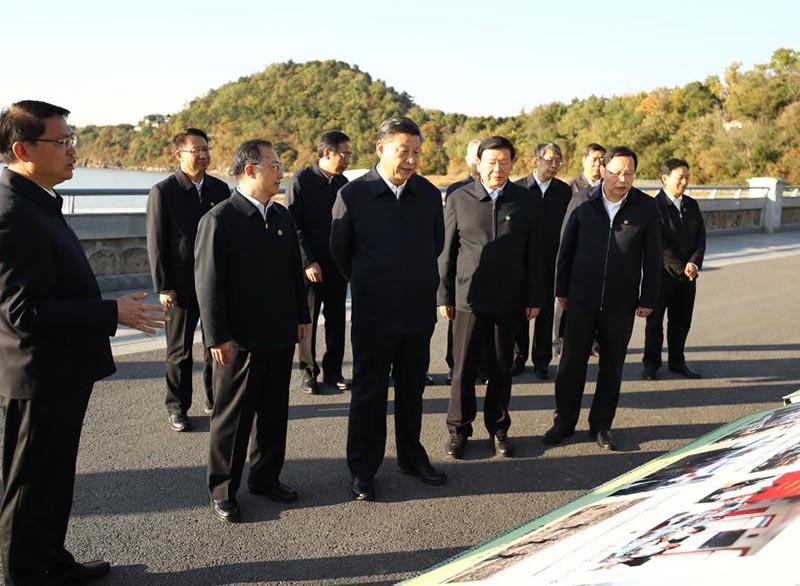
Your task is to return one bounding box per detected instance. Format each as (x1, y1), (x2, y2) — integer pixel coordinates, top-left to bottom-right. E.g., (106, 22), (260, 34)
(254, 162), (283, 172)
(541, 157), (563, 167)
(606, 170), (636, 180)
(26, 135), (78, 149)
(336, 151), (353, 159)
(180, 147), (211, 155)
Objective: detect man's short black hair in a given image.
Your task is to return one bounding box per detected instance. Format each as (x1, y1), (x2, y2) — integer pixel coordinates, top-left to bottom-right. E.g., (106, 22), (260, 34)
(603, 145), (639, 171)
(231, 139), (273, 177)
(376, 117), (422, 142)
(582, 142), (606, 158)
(477, 136), (516, 161)
(659, 158), (690, 176)
(0, 100), (70, 163)
(172, 128), (209, 150)
(317, 130), (350, 158)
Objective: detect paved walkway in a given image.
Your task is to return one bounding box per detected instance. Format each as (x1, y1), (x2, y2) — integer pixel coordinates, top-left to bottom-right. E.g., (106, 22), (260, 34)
(2, 230), (799, 586)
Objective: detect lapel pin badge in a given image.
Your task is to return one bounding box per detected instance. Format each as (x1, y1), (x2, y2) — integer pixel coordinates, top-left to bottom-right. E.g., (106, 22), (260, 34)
(277, 229), (284, 236)
(623, 219), (630, 225)
(505, 214), (511, 221)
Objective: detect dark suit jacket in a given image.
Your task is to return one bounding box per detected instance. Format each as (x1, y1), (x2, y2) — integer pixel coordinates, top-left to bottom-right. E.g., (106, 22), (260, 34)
(438, 180), (541, 315)
(284, 162), (348, 271)
(556, 184), (662, 312)
(654, 190), (706, 281)
(569, 173), (593, 194)
(515, 174), (572, 295)
(194, 191), (310, 352)
(330, 167), (444, 334)
(0, 169), (117, 399)
(146, 170), (230, 306)
(445, 175), (474, 198)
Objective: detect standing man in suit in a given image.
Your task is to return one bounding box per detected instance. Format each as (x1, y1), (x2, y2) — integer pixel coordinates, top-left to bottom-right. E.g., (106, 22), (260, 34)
(285, 130), (352, 395)
(512, 142), (572, 380)
(569, 143), (606, 194)
(440, 138), (481, 385)
(331, 117), (446, 501)
(438, 136), (541, 459)
(147, 128), (230, 432)
(544, 146), (661, 451)
(195, 139), (310, 522)
(0, 100), (166, 584)
(643, 159), (706, 380)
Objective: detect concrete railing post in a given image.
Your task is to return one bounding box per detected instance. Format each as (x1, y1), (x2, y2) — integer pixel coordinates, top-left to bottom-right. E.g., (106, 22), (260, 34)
(748, 177), (785, 234)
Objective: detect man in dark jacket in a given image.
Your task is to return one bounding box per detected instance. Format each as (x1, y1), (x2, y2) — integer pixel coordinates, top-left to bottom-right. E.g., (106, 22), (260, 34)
(544, 146), (661, 451)
(568, 143), (605, 194)
(438, 136), (541, 460)
(285, 130), (352, 394)
(147, 128), (230, 431)
(643, 158), (706, 380)
(331, 117), (446, 501)
(195, 140), (310, 522)
(512, 142), (572, 380)
(0, 100), (165, 584)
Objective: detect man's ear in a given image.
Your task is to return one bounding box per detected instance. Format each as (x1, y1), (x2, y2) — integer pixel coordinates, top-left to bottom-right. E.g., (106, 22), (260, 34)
(11, 141), (31, 162)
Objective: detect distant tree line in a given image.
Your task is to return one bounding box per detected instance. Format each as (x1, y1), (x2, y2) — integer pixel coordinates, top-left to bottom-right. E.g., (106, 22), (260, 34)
(75, 50), (800, 183)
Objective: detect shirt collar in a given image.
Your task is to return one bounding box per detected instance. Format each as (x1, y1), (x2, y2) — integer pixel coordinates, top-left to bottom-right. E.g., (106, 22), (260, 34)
(237, 188), (273, 220)
(376, 165), (407, 198)
(480, 179), (507, 201)
(533, 171), (552, 193)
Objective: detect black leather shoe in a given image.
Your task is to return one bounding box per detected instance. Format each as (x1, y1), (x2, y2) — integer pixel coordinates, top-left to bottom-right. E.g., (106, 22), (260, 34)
(211, 499), (241, 522)
(352, 478), (375, 501)
(493, 431), (512, 457)
(323, 376), (352, 391)
(591, 341), (600, 357)
(300, 378), (319, 394)
(642, 367), (657, 380)
(445, 369), (453, 385)
(510, 357), (525, 377)
(51, 559), (111, 584)
(248, 481), (298, 503)
(669, 363), (701, 379)
(203, 400), (214, 415)
(446, 434), (467, 459)
(168, 413), (191, 432)
(533, 365), (550, 380)
(400, 463), (447, 485)
(592, 429), (617, 451)
(542, 423), (575, 445)
(423, 371), (435, 385)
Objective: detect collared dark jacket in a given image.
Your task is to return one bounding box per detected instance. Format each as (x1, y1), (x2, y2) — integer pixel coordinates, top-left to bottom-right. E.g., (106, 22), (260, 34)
(569, 173), (592, 194)
(195, 191), (310, 351)
(445, 175), (474, 198)
(437, 179), (541, 315)
(330, 166), (444, 334)
(284, 162), (348, 271)
(556, 184), (661, 312)
(654, 189), (706, 281)
(0, 169), (117, 399)
(146, 170), (230, 305)
(515, 174), (572, 295)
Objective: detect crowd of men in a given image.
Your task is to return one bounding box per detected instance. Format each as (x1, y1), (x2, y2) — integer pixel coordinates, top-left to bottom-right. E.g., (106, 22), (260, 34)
(0, 99), (706, 584)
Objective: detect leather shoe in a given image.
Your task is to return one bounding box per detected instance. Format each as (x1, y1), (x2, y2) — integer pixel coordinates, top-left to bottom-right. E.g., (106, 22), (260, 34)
(203, 400), (214, 415)
(400, 463), (447, 485)
(323, 376), (352, 391)
(352, 477), (375, 501)
(168, 413), (191, 432)
(493, 431), (512, 457)
(49, 559), (111, 584)
(592, 429), (617, 451)
(669, 363), (701, 379)
(211, 499), (241, 522)
(424, 371), (435, 385)
(510, 357), (525, 376)
(445, 369), (453, 385)
(542, 423), (575, 445)
(642, 367), (657, 381)
(248, 481), (298, 503)
(533, 365), (550, 380)
(446, 434), (467, 459)
(591, 341), (600, 357)
(300, 378), (319, 394)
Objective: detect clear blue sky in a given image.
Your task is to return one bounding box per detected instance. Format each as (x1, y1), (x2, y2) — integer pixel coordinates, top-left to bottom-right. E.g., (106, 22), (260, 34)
(3, 0), (797, 127)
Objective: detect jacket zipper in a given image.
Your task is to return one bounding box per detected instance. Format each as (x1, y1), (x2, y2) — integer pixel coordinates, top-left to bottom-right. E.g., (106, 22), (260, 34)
(599, 216), (614, 311)
(492, 199), (497, 240)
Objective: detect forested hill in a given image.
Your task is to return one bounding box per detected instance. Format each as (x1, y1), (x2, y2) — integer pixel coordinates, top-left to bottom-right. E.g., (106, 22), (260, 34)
(76, 51), (800, 183)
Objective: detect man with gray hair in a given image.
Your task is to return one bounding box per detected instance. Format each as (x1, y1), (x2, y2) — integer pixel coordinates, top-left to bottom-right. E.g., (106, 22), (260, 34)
(331, 116), (446, 501)
(512, 142), (572, 380)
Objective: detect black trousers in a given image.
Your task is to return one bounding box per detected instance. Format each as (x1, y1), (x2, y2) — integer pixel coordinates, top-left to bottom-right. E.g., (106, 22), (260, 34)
(0, 382), (93, 585)
(643, 277), (696, 370)
(208, 345), (294, 501)
(297, 270), (348, 381)
(164, 302), (213, 415)
(448, 311), (516, 437)
(554, 307), (635, 432)
(347, 326), (433, 481)
(513, 295), (555, 368)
